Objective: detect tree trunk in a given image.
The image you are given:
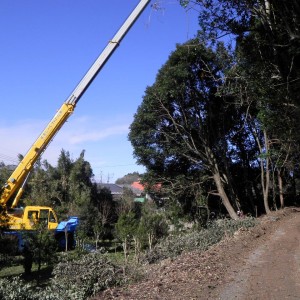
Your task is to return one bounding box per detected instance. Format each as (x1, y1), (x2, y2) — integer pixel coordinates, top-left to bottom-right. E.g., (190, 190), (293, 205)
(277, 170), (284, 208)
(261, 159), (270, 213)
(123, 238), (128, 263)
(95, 234), (99, 250)
(65, 227), (68, 252)
(213, 172), (239, 220)
(205, 145), (238, 220)
(251, 124), (271, 214)
(133, 236), (141, 262)
(261, 130), (271, 214)
(148, 233), (154, 250)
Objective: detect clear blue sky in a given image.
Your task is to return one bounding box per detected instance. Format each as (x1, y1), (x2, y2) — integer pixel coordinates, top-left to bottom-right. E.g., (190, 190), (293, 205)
(0, 1), (199, 183)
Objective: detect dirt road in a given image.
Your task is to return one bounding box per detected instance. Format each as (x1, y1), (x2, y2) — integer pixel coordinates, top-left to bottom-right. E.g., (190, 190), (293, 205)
(215, 211), (300, 299)
(94, 208), (300, 300)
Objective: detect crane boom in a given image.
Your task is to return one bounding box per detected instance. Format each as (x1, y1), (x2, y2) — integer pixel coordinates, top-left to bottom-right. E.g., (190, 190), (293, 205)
(66, 0), (150, 106)
(0, 0), (150, 208)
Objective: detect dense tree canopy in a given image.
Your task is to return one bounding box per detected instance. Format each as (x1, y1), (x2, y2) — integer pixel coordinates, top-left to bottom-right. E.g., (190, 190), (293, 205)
(0, 0), (299, 224)
(129, 0), (300, 218)
(129, 40), (241, 219)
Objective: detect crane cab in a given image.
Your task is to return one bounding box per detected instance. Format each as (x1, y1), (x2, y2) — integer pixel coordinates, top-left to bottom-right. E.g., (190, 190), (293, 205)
(7, 206), (59, 230)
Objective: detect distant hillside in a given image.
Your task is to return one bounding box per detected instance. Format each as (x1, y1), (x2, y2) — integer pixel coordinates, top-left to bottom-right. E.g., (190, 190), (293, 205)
(115, 172), (141, 185)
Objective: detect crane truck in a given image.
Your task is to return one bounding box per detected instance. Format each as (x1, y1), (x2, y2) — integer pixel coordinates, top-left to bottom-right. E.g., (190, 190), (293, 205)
(0, 0), (150, 251)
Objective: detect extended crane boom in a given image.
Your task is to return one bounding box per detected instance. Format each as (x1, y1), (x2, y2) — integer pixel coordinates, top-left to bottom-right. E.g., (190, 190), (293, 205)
(0, 1), (150, 252)
(0, 0), (150, 209)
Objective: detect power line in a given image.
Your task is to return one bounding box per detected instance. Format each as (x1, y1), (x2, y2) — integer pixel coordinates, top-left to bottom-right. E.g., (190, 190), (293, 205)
(0, 153), (19, 164)
(92, 164), (141, 168)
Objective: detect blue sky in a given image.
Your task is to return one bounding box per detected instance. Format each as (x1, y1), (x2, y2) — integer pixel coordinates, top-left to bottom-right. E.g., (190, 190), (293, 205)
(0, 1), (199, 183)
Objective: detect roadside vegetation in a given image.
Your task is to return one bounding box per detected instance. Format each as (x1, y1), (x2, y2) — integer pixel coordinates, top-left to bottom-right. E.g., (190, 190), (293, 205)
(0, 0), (299, 299)
(0, 215), (257, 300)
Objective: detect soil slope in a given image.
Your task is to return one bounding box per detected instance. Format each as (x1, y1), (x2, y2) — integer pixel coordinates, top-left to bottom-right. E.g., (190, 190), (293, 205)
(93, 207), (300, 300)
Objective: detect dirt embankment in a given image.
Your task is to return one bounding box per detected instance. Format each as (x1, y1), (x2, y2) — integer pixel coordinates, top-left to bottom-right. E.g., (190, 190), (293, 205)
(93, 208), (300, 300)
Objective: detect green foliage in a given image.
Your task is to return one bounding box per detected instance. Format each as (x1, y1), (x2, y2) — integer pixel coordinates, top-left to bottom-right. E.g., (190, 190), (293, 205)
(0, 162), (12, 187)
(0, 217), (256, 299)
(143, 217), (257, 264)
(0, 253), (127, 300)
(24, 149), (95, 219)
(115, 172), (141, 185)
(0, 277), (34, 300)
(179, 0), (189, 8)
(115, 211), (138, 239)
(129, 1), (300, 216)
(75, 184), (116, 250)
(129, 38), (241, 218)
(1, 1), (299, 297)
(130, 40), (230, 175)
(0, 206), (9, 230)
(22, 223), (58, 276)
(139, 211), (168, 249)
(0, 234), (19, 269)
(115, 211), (139, 261)
(51, 253), (125, 299)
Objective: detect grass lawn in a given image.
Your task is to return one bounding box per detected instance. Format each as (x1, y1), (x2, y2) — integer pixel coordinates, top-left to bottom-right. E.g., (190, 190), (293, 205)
(0, 264), (24, 277)
(0, 262), (53, 284)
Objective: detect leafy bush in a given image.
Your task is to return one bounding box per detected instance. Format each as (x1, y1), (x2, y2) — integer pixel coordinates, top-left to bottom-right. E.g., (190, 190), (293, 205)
(0, 218), (257, 299)
(0, 277), (36, 300)
(0, 234), (19, 268)
(49, 252), (126, 299)
(0, 275), (85, 300)
(0, 252), (126, 300)
(143, 217), (257, 264)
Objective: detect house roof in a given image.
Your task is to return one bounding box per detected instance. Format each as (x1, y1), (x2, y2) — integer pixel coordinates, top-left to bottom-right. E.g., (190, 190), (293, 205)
(131, 181), (144, 191)
(131, 181), (162, 192)
(98, 183), (123, 194)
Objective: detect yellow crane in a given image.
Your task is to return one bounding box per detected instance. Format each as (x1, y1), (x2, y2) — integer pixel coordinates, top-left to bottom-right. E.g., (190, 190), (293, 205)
(0, 0), (150, 249)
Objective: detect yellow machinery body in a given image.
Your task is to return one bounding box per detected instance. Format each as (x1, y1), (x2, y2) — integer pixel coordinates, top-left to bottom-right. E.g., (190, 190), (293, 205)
(7, 206), (59, 230)
(0, 0), (150, 250)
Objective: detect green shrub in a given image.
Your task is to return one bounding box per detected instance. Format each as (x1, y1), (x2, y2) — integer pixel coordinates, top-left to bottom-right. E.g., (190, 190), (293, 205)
(0, 253), (126, 300)
(143, 217), (257, 264)
(49, 252), (126, 299)
(0, 277), (35, 300)
(0, 218), (257, 299)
